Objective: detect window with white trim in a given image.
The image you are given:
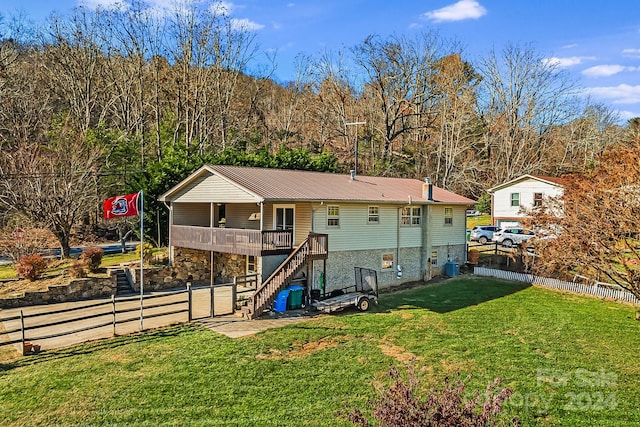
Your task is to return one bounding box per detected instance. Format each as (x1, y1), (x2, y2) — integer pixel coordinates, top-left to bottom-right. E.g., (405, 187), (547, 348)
(444, 207), (453, 226)
(510, 193), (520, 207)
(247, 255), (256, 274)
(327, 205), (340, 227)
(368, 206), (379, 224)
(401, 206), (422, 226)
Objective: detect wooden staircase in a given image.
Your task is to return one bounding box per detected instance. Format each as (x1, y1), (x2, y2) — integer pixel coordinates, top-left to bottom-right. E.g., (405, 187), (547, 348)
(242, 233), (328, 320)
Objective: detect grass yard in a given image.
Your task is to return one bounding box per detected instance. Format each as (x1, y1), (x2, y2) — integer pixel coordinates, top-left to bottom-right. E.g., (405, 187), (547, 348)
(1, 276), (639, 426)
(467, 213), (492, 229)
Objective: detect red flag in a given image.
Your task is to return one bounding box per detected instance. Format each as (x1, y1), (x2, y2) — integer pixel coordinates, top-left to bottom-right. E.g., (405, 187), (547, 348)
(103, 192), (140, 219)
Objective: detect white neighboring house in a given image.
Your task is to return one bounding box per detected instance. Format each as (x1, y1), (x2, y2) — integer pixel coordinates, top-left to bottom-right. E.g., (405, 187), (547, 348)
(487, 175), (566, 227)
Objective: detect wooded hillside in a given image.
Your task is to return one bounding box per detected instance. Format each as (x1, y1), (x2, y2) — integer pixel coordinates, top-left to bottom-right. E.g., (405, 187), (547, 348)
(0, 2), (636, 250)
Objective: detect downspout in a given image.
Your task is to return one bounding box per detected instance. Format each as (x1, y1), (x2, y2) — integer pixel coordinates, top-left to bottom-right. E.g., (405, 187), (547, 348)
(163, 201), (173, 266)
(259, 201), (264, 231)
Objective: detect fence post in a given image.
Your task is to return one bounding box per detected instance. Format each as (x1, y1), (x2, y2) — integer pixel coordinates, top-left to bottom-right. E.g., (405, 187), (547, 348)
(232, 277), (237, 314)
(20, 310), (25, 355)
(210, 282), (215, 318)
(112, 295), (116, 337)
(187, 282), (192, 322)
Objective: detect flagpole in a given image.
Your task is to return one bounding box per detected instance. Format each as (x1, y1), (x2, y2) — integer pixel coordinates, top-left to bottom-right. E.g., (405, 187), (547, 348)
(139, 190), (144, 332)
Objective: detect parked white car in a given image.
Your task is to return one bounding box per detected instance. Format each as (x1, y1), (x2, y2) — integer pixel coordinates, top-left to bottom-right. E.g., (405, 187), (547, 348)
(493, 228), (535, 247)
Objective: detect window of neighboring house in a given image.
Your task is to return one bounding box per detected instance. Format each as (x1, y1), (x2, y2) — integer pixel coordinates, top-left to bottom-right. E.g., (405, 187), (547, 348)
(534, 193), (543, 207)
(401, 206), (422, 226)
(444, 207), (453, 226)
(368, 206), (379, 224)
(510, 193), (520, 207)
(327, 205), (340, 227)
(382, 253), (394, 269)
(247, 255), (256, 274)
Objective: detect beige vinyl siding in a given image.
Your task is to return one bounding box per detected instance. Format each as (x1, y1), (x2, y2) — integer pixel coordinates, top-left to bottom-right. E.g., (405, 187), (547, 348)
(261, 202), (310, 245)
(430, 205), (466, 246)
(295, 203), (312, 244)
(312, 203), (421, 252)
(263, 202), (274, 230)
(173, 203), (210, 226)
(172, 173), (259, 203)
(225, 203), (261, 230)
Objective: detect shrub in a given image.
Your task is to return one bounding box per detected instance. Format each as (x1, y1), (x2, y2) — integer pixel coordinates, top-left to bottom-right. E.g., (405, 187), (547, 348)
(69, 259), (88, 278)
(136, 243), (154, 264)
(349, 365), (518, 427)
(79, 247), (104, 273)
(16, 254), (48, 281)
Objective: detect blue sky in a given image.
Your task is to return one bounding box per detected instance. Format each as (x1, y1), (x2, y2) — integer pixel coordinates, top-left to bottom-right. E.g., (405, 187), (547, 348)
(2, 0), (640, 121)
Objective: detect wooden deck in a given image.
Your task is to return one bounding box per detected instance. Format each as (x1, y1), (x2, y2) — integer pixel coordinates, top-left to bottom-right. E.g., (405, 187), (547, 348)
(170, 225), (294, 256)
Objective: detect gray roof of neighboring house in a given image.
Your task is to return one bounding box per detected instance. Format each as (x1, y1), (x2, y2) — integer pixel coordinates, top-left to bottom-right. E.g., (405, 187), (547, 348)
(160, 165), (475, 205)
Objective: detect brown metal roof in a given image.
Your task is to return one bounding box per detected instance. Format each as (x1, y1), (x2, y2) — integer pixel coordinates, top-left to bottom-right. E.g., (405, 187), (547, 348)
(209, 165), (474, 204)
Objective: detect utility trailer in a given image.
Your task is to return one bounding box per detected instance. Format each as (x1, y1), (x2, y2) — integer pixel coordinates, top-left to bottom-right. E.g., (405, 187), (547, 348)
(312, 267), (378, 314)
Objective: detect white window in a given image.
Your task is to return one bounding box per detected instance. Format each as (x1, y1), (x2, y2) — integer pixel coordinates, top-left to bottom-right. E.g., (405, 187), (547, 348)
(431, 251), (438, 266)
(327, 205), (340, 227)
(274, 206), (294, 231)
(510, 193), (520, 207)
(247, 255), (256, 274)
(368, 206), (379, 224)
(401, 206), (422, 226)
(444, 207), (453, 226)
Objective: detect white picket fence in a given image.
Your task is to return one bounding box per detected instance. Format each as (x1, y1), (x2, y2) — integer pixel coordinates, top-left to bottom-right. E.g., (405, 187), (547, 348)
(474, 267), (640, 304)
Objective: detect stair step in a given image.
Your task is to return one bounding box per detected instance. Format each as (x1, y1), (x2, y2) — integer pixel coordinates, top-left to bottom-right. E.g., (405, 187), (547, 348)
(114, 270), (133, 295)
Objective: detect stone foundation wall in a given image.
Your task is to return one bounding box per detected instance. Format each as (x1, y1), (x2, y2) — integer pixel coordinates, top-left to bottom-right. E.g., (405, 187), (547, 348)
(213, 252), (247, 284)
(0, 274), (117, 308)
(310, 247), (424, 293)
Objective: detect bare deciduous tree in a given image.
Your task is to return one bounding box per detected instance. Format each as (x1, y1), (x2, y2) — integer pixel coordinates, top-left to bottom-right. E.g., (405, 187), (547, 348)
(477, 43), (581, 185)
(0, 124), (103, 258)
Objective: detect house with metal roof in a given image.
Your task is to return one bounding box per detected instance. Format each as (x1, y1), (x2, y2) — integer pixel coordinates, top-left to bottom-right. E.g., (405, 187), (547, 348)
(159, 165), (474, 318)
(488, 175), (567, 227)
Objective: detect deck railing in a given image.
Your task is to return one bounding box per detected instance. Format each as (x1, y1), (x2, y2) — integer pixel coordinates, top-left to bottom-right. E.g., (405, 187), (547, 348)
(170, 225), (293, 256)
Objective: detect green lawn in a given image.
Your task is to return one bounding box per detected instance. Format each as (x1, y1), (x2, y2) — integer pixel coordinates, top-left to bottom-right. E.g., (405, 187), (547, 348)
(0, 248), (166, 280)
(1, 276), (639, 426)
(467, 213), (492, 229)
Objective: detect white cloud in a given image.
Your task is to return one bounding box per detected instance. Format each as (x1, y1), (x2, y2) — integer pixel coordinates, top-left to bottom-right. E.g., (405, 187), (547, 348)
(78, 0), (128, 11)
(409, 22), (422, 29)
(542, 56), (596, 68)
(287, 3), (295, 7)
(619, 110), (640, 121)
(582, 65), (639, 78)
(211, 1), (233, 16)
(562, 43), (578, 49)
(622, 48), (640, 58)
(586, 84), (640, 105)
(422, 0), (487, 23)
(231, 18), (264, 31)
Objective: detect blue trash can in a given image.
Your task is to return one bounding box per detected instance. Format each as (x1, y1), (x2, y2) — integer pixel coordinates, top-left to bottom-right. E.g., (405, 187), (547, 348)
(274, 289), (290, 312)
